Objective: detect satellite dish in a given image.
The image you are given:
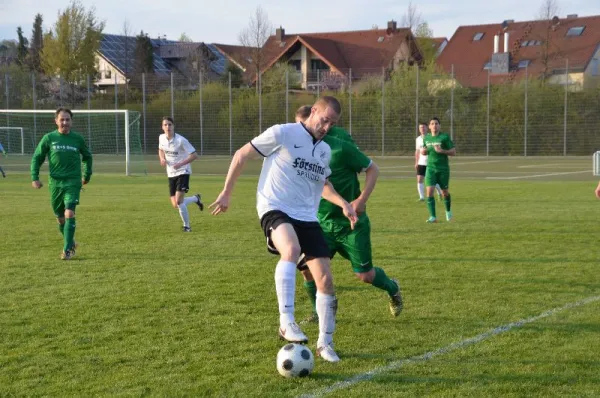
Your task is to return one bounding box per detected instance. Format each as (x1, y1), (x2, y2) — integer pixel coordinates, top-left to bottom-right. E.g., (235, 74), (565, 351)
(501, 20), (509, 30)
(552, 16), (560, 24)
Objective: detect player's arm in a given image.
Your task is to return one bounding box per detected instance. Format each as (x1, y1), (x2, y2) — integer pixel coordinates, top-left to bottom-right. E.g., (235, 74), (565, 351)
(80, 137), (93, 184)
(173, 152), (198, 169)
(158, 148), (167, 167)
(322, 181), (358, 229)
(31, 135), (49, 188)
(353, 161), (379, 214)
(210, 142), (261, 215)
(434, 136), (456, 156)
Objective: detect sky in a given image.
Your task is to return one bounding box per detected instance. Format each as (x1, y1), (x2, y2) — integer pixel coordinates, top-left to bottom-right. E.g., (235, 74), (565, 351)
(0, 0), (598, 44)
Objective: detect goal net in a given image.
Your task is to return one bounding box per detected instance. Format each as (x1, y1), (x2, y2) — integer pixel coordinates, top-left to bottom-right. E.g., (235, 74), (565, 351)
(0, 109), (146, 176)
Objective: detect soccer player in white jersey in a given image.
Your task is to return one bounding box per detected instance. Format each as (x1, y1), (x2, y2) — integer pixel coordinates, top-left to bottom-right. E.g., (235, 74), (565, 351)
(415, 122), (442, 201)
(210, 96), (357, 363)
(158, 117), (203, 232)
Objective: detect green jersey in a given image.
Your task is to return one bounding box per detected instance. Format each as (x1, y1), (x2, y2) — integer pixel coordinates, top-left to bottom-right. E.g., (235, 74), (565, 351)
(31, 130), (93, 182)
(319, 128), (371, 224)
(326, 126), (354, 143)
(423, 132), (454, 171)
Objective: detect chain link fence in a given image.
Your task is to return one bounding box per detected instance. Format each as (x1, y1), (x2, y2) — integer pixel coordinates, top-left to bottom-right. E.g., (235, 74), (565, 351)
(1, 62), (599, 156)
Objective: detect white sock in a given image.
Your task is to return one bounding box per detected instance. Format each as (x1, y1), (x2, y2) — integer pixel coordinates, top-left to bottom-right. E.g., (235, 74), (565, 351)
(275, 260), (296, 327)
(417, 182), (425, 199)
(178, 204), (190, 227)
(316, 292), (337, 347)
(183, 196), (198, 206)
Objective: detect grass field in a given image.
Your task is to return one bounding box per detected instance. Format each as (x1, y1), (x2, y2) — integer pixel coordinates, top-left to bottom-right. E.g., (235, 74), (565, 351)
(1, 156), (599, 396)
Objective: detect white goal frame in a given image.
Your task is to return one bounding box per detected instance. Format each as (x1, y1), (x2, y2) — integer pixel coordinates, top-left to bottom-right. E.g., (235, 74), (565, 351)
(0, 127), (24, 154)
(594, 151), (600, 176)
(0, 109), (133, 175)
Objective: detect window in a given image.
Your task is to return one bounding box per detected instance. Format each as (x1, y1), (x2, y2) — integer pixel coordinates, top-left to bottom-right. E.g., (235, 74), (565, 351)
(310, 59), (329, 71)
(592, 59), (599, 76)
(104, 70), (111, 79)
(566, 26), (585, 36)
(473, 32), (484, 41)
(289, 60), (301, 71)
(377, 36), (385, 43)
(518, 60), (530, 68)
(521, 40), (529, 47)
(483, 61), (492, 70)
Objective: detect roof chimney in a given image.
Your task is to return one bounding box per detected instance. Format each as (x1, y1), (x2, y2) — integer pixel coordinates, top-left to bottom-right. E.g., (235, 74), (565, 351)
(387, 20), (397, 32)
(494, 34), (499, 53)
(503, 32), (509, 53)
(276, 26), (285, 42)
(566, 14), (578, 19)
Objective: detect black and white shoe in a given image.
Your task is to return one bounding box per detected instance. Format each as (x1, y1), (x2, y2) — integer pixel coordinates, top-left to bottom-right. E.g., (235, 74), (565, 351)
(182, 226), (192, 232)
(194, 193), (204, 211)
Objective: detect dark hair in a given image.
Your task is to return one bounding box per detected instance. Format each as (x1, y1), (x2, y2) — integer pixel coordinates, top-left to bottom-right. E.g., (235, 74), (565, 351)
(295, 105), (312, 120)
(418, 121), (427, 127)
(162, 116), (174, 124)
(430, 117), (441, 124)
(315, 96), (341, 115)
(55, 107), (73, 118)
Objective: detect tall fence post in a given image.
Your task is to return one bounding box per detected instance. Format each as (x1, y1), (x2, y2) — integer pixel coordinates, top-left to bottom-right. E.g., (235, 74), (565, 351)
(381, 67), (385, 156)
(87, 74), (91, 152)
(450, 64), (455, 140)
(170, 72), (174, 119)
(486, 69), (490, 157)
(142, 73), (147, 154)
(229, 71), (233, 156)
(5, 73), (10, 129)
(524, 64), (528, 157)
(258, 71), (262, 135)
(285, 68), (289, 123)
(564, 59), (569, 156)
(32, 73), (37, 144)
(415, 66), (419, 136)
(317, 69), (320, 98)
(348, 68), (352, 135)
(199, 70), (203, 156)
(115, 74), (119, 154)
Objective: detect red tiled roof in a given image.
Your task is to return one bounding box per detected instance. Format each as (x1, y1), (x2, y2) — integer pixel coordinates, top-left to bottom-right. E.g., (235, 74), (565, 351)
(213, 43), (253, 72)
(258, 27), (421, 80)
(436, 15), (600, 87)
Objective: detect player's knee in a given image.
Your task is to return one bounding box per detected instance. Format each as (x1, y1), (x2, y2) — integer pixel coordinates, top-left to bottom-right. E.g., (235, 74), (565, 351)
(314, 272), (334, 294)
(355, 270), (374, 284)
(64, 209), (75, 218)
(279, 245), (301, 262)
(56, 217), (65, 225)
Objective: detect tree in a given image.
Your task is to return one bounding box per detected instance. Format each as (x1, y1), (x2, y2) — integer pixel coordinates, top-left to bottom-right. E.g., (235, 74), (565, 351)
(122, 19), (132, 101)
(29, 14), (44, 72)
(134, 31), (154, 74)
(178, 33), (193, 42)
(16, 27), (29, 67)
(535, 0), (562, 81)
(41, 0), (104, 104)
(221, 62), (244, 87)
(414, 22), (438, 64)
(400, 1), (423, 33)
(238, 6), (272, 84)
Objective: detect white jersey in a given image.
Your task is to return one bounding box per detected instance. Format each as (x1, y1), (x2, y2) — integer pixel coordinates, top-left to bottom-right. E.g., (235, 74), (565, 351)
(158, 133), (196, 177)
(416, 135), (428, 166)
(251, 122), (332, 222)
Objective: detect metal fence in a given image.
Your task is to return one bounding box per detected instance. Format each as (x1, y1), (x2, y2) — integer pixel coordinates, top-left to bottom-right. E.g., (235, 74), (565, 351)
(1, 62), (599, 156)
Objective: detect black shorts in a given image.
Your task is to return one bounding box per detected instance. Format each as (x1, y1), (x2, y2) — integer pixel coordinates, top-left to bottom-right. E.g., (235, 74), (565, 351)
(416, 165), (427, 176)
(168, 174), (190, 196)
(260, 210), (330, 259)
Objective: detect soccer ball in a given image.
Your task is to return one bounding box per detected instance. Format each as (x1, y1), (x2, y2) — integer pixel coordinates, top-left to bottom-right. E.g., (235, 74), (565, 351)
(276, 343), (314, 378)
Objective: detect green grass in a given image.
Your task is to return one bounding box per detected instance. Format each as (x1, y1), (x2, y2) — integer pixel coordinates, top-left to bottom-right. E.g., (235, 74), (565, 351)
(1, 157), (599, 397)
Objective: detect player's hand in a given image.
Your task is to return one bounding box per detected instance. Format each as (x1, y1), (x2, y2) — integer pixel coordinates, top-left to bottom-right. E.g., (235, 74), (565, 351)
(209, 192), (231, 215)
(32, 180), (42, 189)
(420, 147), (427, 155)
(342, 201), (358, 230)
(433, 145), (444, 153)
(414, 163), (418, 170)
(82, 178), (89, 185)
(595, 185), (600, 199)
(350, 198), (366, 215)
(173, 162), (182, 169)
(160, 159), (167, 167)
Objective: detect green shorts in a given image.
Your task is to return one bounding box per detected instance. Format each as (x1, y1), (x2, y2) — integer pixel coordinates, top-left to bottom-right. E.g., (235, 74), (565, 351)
(425, 168), (450, 190)
(49, 178), (81, 217)
(320, 215), (373, 273)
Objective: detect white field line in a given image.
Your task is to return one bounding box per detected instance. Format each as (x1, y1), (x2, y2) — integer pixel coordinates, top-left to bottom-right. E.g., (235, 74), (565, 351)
(486, 170), (589, 180)
(299, 295), (600, 398)
(379, 160), (504, 170)
(518, 164), (587, 169)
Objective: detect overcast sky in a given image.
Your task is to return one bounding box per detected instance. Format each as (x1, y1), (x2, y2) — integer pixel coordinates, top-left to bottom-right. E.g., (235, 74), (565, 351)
(0, 0), (598, 44)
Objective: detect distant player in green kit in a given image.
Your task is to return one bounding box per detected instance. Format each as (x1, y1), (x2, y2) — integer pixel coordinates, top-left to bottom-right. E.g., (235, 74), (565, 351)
(31, 108), (93, 260)
(420, 117), (455, 223)
(294, 106), (403, 322)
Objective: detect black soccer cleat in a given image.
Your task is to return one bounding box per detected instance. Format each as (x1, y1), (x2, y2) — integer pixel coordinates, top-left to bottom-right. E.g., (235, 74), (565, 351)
(194, 193), (204, 211)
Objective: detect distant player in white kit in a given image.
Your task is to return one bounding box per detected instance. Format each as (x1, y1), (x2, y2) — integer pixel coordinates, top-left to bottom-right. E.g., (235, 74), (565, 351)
(158, 117), (203, 232)
(415, 122), (441, 201)
(210, 96), (357, 363)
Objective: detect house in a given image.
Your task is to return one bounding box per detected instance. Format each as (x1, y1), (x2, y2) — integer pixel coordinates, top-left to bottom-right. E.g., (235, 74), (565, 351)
(436, 14), (600, 90)
(95, 34), (228, 89)
(213, 43), (253, 74)
(254, 20), (423, 90)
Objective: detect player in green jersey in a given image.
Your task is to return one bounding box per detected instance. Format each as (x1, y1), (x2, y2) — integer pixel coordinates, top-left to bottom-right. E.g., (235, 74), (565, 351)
(31, 108), (93, 260)
(420, 117), (456, 223)
(295, 106), (403, 322)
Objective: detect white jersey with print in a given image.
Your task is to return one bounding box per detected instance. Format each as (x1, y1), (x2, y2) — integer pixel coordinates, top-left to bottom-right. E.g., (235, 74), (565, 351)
(251, 122), (332, 222)
(416, 135), (428, 166)
(158, 133), (196, 177)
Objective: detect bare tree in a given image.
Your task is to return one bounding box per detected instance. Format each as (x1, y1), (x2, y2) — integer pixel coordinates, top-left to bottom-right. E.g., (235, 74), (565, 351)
(238, 5), (273, 84)
(122, 19), (132, 102)
(400, 1), (423, 33)
(535, 0), (562, 81)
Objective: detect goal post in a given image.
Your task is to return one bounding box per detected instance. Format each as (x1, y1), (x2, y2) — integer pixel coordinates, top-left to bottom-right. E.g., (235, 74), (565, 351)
(0, 127), (24, 154)
(594, 151), (600, 176)
(0, 109), (146, 176)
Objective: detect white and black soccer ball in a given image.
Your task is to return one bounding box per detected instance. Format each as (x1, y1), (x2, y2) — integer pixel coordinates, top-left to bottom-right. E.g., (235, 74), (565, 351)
(276, 343), (314, 378)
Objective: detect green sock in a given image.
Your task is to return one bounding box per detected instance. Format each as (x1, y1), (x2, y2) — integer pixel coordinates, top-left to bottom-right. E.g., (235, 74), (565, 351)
(58, 223), (65, 237)
(444, 194), (451, 212)
(303, 280), (318, 313)
(63, 218), (76, 252)
(427, 196), (436, 218)
(371, 267), (398, 296)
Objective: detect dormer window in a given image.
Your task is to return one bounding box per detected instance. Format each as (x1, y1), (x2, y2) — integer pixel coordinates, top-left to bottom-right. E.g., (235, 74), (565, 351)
(473, 32), (484, 41)
(483, 61), (492, 70)
(518, 60), (530, 68)
(377, 37), (385, 43)
(566, 26), (585, 36)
